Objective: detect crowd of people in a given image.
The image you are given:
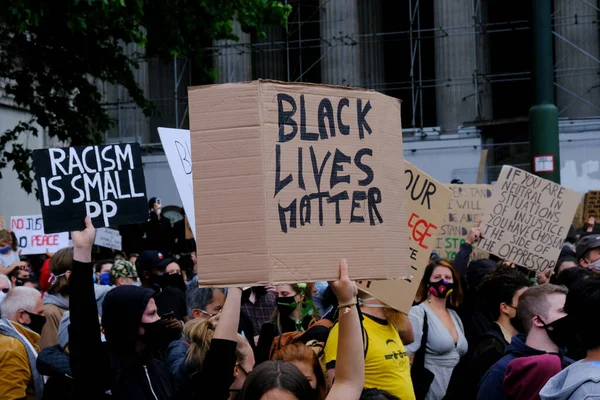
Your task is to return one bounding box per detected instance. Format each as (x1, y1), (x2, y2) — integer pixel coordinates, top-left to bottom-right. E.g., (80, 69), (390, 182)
(0, 204), (599, 399)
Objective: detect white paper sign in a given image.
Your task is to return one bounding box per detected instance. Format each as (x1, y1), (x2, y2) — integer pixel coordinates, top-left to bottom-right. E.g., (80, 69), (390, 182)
(94, 228), (122, 250)
(10, 215), (69, 255)
(158, 127), (196, 239)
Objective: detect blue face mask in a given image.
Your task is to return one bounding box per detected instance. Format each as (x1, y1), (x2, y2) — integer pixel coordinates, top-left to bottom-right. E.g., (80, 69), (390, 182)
(0, 246), (12, 255)
(99, 273), (111, 286)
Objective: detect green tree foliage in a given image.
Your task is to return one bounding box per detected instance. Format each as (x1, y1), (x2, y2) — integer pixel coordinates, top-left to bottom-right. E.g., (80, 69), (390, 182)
(0, 0), (291, 193)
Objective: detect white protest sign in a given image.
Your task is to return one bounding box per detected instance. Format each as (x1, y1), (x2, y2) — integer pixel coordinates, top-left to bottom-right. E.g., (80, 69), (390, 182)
(478, 165), (582, 272)
(94, 228), (122, 250)
(10, 215), (69, 255)
(157, 127), (196, 239)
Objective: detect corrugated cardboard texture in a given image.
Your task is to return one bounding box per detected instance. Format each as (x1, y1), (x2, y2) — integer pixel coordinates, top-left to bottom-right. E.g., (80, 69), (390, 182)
(189, 80), (408, 286)
(435, 184), (493, 260)
(357, 161), (451, 313)
(479, 166), (582, 272)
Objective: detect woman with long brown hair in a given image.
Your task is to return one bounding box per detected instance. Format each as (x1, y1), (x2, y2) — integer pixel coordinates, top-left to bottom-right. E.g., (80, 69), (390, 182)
(405, 259), (468, 400)
(255, 283), (327, 364)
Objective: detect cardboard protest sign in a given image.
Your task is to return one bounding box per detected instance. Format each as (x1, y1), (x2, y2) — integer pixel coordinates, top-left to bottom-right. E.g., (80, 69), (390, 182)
(189, 80), (408, 286)
(573, 194), (586, 228)
(11, 215), (69, 255)
(32, 143), (148, 234)
(478, 166), (581, 272)
(435, 184), (493, 260)
(0, 216), (4, 230)
(94, 227), (122, 250)
(157, 127), (196, 239)
(357, 161), (452, 313)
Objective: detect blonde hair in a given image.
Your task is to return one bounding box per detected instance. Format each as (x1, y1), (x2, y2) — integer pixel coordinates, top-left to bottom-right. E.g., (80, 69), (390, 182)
(184, 319), (248, 370)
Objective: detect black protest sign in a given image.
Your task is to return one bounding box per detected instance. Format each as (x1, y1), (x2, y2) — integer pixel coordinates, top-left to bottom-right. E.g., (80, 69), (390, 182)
(33, 143), (148, 233)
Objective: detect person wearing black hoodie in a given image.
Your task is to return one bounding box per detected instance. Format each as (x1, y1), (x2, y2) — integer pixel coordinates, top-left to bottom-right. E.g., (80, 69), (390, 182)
(69, 217), (242, 400)
(476, 284), (572, 400)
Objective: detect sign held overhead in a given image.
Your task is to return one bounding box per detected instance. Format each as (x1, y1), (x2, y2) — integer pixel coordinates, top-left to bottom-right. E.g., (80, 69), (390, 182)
(189, 80), (409, 286)
(33, 143), (148, 233)
(478, 165), (581, 272)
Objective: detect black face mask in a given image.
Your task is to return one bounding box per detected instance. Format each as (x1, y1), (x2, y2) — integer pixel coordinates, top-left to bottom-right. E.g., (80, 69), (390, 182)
(164, 273), (186, 292)
(428, 280), (455, 299)
(25, 311), (47, 335)
(15, 278), (25, 287)
(140, 319), (171, 349)
(150, 273), (168, 289)
(539, 315), (571, 349)
(276, 296), (298, 317)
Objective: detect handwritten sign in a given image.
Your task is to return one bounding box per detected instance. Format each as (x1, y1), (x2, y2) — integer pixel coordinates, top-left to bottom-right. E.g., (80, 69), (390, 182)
(11, 215), (69, 255)
(357, 162), (452, 313)
(584, 191), (600, 220)
(189, 80), (408, 285)
(158, 127), (196, 239)
(435, 184), (493, 260)
(478, 166), (581, 272)
(94, 227), (122, 250)
(32, 143), (148, 233)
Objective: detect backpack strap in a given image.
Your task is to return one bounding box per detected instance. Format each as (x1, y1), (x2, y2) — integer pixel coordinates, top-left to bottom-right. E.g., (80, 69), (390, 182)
(413, 309), (429, 368)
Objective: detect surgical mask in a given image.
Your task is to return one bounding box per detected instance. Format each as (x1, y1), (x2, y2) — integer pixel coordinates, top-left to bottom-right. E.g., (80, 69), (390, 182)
(359, 297), (387, 308)
(0, 246), (11, 255)
(24, 311), (47, 335)
(539, 315), (571, 349)
(586, 258), (600, 271)
(99, 273), (111, 286)
(428, 280), (454, 299)
(276, 296), (298, 317)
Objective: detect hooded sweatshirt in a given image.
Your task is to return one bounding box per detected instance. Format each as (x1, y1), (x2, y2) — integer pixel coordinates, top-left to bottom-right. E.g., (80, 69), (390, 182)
(539, 360), (600, 400)
(70, 260), (176, 399)
(477, 334), (558, 400)
(504, 354), (562, 400)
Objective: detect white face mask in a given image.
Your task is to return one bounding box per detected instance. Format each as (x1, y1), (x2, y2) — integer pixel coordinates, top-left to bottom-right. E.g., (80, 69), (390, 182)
(587, 258), (600, 271)
(0, 291), (6, 306)
(359, 297), (387, 308)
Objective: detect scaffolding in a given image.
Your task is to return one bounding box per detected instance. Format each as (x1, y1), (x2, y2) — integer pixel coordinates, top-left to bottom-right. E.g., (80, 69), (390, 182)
(104, 0), (600, 143)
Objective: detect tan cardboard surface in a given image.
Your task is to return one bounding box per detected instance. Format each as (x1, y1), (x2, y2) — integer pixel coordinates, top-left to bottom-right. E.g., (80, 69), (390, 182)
(573, 194), (586, 228)
(189, 80), (408, 286)
(479, 166), (581, 272)
(435, 184), (493, 260)
(0, 216), (4, 231)
(357, 161), (452, 313)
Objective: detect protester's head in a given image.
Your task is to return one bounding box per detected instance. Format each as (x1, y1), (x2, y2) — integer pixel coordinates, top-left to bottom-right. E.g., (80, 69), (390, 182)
(109, 260), (138, 287)
(415, 259), (463, 308)
(8, 267), (31, 288)
(186, 286), (226, 320)
(360, 389), (400, 400)
(273, 283), (319, 323)
(101, 285), (169, 355)
(238, 360), (316, 400)
(516, 284), (569, 349)
(466, 259), (497, 291)
(553, 256), (578, 278)
(0, 229), (14, 252)
(136, 250), (174, 289)
(177, 254), (195, 283)
(576, 234), (600, 271)
(563, 277), (600, 352)
(0, 287), (46, 334)
(272, 343), (327, 399)
(95, 259), (114, 286)
(165, 262), (181, 275)
(112, 251), (126, 261)
(479, 268), (531, 324)
(184, 319), (255, 395)
(48, 247), (73, 297)
(554, 266), (592, 291)
(357, 290), (410, 333)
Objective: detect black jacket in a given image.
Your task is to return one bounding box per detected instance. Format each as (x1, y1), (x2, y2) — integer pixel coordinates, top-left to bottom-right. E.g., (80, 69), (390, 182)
(37, 345), (74, 400)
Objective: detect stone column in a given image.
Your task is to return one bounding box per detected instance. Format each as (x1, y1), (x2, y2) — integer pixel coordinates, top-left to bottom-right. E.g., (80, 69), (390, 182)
(359, 0), (385, 90)
(434, 0), (492, 132)
(319, 0), (361, 87)
(213, 21), (252, 83)
(554, 0), (600, 118)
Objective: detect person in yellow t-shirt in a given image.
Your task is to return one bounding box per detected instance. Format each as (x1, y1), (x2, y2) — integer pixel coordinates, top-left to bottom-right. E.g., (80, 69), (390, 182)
(324, 291), (416, 400)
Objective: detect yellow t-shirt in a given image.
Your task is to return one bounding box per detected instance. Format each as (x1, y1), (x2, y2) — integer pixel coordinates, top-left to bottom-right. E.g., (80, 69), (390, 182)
(324, 314), (416, 400)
